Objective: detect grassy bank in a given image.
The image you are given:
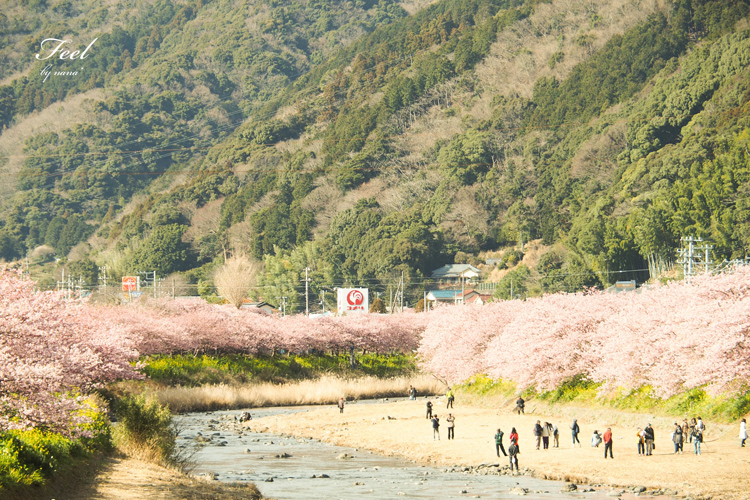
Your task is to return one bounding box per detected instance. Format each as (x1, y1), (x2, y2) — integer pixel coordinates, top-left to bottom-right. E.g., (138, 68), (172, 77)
(0, 394), (191, 498)
(457, 375), (750, 424)
(140, 352), (418, 387)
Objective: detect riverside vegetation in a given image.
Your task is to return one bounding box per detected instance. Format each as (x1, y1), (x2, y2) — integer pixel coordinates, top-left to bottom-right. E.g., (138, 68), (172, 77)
(2, 266), (750, 496)
(2, 0), (750, 496)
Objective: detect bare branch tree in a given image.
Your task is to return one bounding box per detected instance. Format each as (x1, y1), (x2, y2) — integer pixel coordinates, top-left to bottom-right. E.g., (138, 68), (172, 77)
(213, 255), (263, 308)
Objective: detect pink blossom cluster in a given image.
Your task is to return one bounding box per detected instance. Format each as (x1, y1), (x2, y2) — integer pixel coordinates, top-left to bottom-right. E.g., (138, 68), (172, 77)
(0, 271), (141, 436)
(5, 266), (748, 435)
(98, 300), (425, 356)
(418, 267), (750, 397)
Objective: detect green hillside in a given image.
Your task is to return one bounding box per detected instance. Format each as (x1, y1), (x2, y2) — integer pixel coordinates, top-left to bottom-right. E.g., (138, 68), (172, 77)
(0, 0), (749, 311)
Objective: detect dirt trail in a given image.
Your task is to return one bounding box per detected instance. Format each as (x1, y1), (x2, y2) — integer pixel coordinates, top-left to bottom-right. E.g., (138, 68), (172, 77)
(252, 398), (750, 500)
(21, 455), (262, 500)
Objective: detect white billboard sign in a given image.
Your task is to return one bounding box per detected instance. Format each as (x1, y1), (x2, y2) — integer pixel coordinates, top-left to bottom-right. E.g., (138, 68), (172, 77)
(337, 288), (369, 315)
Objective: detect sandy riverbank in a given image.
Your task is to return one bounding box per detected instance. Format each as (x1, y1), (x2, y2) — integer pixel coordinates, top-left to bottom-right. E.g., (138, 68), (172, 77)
(251, 397), (750, 499)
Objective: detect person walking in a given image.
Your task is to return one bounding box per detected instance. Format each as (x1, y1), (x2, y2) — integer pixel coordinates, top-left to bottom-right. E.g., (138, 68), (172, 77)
(603, 427), (613, 459)
(446, 413), (455, 440)
(338, 397), (345, 413)
(495, 428), (507, 457)
(637, 427), (646, 456)
(534, 421), (543, 450)
(681, 420), (690, 447)
(553, 423), (559, 448)
(591, 430), (602, 447)
(644, 423), (655, 455)
(508, 441), (519, 472)
(426, 400), (433, 419)
(515, 396), (525, 415)
(571, 419), (581, 447)
(672, 423), (683, 454)
(696, 416), (706, 433)
(688, 418), (697, 443)
(408, 385), (416, 400)
(740, 418), (747, 447)
(542, 422), (551, 449)
(431, 414), (440, 440)
(692, 426), (703, 455)
(446, 388), (455, 409)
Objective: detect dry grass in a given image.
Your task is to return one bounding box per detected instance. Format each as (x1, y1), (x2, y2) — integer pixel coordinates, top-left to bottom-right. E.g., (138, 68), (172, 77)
(398, 0), (441, 16)
(155, 374), (444, 413)
(477, 0), (662, 98)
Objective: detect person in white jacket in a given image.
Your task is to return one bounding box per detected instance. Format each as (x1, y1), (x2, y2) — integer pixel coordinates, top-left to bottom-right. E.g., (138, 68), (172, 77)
(740, 418), (747, 447)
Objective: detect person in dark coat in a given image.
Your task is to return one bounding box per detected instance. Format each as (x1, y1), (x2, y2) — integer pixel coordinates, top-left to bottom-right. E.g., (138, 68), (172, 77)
(426, 400), (433, 419)
(571, 419), (581, 447)
(534, 421), (543, 450)
(672, 422), (683, 454)
(515, 397), (525, 415)
(508, 442), (519, 472)
(644, 423), (655, 455)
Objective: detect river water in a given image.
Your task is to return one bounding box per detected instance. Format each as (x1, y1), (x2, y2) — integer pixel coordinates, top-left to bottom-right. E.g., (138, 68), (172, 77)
(176, 403), (673, 500)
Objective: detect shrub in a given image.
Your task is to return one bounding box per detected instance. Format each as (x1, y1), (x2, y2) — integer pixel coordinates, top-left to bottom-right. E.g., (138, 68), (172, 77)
(112, 395), (175, 466)
(0, 430), (87, 489)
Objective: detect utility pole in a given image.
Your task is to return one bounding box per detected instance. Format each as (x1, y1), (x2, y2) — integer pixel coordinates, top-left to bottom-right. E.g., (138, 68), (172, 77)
(400, 271), (404, 313)
(276, 296), (287, 317)
(319, 290), (326, 313)
(302, 267), (311, 316)
(98, 265), (109, 294)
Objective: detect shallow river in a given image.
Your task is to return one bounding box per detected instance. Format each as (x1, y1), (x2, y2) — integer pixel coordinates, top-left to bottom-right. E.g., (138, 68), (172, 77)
(176, 402), (673, 500)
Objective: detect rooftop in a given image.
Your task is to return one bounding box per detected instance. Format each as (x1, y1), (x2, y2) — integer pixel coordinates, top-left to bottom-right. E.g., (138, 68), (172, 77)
(431, 264), (482, 279)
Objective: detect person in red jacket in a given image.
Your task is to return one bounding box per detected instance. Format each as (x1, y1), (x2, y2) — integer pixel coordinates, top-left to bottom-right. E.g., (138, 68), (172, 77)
(603, 427), (613, 459)
(509, 427), (519, 447)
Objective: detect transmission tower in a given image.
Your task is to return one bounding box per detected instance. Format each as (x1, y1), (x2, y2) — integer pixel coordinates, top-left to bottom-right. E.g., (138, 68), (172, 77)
(676, 236), (713, 283)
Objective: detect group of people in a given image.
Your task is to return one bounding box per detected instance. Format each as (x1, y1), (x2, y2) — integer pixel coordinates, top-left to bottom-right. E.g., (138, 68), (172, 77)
(532, 420), (559, 449)
(425, 388), (458, 441)
(662, 417), (705, 455)
(356, 389), (748, 468)
(429, 412), (456, 440)
(494, 427), (520, 471)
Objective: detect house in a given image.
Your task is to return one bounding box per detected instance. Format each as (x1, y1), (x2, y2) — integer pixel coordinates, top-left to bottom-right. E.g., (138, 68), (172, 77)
(426, 289), (482, 305)
(464, 293), (493, 305)
(430, 264), (482, 283)
(240, 301), (275, 314)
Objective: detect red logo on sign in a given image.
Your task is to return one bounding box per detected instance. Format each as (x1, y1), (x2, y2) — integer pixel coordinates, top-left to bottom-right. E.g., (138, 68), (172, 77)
(347, 289), (364, 306)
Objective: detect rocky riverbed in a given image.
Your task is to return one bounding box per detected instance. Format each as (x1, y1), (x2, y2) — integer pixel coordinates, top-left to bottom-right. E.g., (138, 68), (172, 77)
(176, 405), (683, 500)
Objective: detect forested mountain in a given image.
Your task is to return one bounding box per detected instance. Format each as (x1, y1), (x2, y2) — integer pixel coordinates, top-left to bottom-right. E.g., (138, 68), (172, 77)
(0, 0), (748, 311)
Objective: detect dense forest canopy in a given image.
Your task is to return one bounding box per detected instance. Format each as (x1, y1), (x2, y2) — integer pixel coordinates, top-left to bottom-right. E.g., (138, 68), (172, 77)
(0, 0), (749, 311)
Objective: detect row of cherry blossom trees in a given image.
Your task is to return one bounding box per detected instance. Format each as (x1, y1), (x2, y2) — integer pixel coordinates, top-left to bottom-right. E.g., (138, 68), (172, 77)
(418, 267), (750, 397)
(3, 267), (748, 435)
(98, 299), (426, 357)
(0, 271), (141, 436)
